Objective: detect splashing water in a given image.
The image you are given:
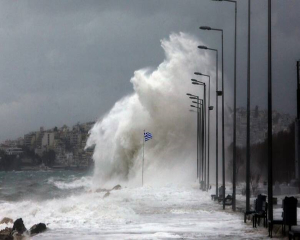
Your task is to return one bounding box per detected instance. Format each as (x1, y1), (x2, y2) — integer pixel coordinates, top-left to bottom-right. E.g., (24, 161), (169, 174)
(87, 32), (219, 187)
(0, 33), (262, 240)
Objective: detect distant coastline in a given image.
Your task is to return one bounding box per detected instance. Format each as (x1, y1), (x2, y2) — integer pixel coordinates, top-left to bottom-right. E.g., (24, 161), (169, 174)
(0, 122), (95, 172)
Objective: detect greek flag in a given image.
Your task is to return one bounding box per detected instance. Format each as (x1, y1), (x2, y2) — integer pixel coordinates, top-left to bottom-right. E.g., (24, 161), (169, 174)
(144, 132), (152, 141)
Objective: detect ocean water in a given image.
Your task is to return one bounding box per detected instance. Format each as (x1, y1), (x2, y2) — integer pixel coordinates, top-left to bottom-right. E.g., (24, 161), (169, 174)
(0, 170), (92, 202)
(0, 170), (270, 240)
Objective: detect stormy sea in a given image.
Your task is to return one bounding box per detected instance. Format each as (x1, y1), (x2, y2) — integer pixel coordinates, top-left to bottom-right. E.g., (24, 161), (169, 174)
(0, 171), (270, 240)
(0, 33), (268, 239)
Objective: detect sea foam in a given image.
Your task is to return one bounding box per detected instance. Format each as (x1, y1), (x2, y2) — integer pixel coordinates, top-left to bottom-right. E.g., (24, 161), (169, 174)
(87, 32), (219, 186)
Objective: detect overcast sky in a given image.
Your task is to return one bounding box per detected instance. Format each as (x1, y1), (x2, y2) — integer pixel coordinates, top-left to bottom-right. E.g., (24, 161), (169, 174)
(0, 0), (299, 142)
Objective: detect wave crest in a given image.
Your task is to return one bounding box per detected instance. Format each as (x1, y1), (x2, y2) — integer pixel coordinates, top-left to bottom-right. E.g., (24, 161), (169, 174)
(87, 32), (217, 185)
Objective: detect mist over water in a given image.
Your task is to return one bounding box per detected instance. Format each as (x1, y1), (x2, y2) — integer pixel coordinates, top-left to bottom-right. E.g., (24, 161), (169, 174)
(87, 32), (221, 186)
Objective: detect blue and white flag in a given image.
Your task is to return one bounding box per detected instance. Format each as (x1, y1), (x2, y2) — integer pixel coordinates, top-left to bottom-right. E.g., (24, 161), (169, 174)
(144, 132), (152, 142)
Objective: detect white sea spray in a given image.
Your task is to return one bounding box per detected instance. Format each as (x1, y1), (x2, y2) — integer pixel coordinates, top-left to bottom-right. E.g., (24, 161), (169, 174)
(87, 32), (220, 186)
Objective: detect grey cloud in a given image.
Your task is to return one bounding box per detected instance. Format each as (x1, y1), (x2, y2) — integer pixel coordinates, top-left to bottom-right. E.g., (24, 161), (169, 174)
(0, 0), (299, 141)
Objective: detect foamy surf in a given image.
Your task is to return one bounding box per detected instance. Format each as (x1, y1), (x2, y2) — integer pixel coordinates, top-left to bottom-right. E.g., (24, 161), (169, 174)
(0, 177), (268, 239)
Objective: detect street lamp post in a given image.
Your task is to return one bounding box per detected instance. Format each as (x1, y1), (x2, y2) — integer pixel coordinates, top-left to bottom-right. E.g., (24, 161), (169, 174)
(296, 60), (300, 181)
(192, 100), (203, 180)
(199, 26), (225, 209)
(268, 0), (273, 224)
(192, 80), (207, 190)
(199, 100), (204, 187)
(188, 94), (204, 185)
(197, 45), (219, 196)
(187, 93), (200, 180)
(194, 73), (212, 191)
(246, 0), (251, 213)
(212, 0), (237, 212)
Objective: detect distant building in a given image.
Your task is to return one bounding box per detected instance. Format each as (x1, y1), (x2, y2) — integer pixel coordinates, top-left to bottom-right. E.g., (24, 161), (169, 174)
(4, 121), (95, 169)
(65, 152), (74, 166)
(0, 144), (9, 151)
(42, 132), (55, 149)
(24, 133), (36, 149)
(16, 137), (24, 146)
(6, 147), (23, 156)
(71, 132), (82, 148)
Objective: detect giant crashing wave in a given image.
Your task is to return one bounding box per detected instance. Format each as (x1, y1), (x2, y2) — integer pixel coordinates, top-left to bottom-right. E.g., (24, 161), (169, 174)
(86, 32), (219, 186)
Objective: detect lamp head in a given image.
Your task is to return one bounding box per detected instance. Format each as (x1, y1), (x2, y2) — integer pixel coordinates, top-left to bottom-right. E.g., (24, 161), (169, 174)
(194, 72), (203, 76)
(198, 45), (208, 49)
(199, 26), (212, 30)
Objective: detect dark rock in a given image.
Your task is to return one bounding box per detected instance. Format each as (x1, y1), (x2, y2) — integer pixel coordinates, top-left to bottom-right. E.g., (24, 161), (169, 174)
(111, 185), (121, 190)
(12, 218), (26, 235)
(103, 192), (110, 198)
(0, 227), (13, 240)
(0, 218), (13, 225)
(1, 219), (47, 239)
(30, 223), (47, 235)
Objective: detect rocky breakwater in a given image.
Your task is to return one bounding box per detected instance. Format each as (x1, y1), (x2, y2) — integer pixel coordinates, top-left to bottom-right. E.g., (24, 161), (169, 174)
(0, 218), (46, 240)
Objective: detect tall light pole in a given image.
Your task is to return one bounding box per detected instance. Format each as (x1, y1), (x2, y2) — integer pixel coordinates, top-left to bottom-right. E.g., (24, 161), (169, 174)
(190, 97), (204, 186)
(199, 99), (204, 187)
(197, 45), (219, 196)
(267, 0), (273, 223)
(192, 79), (207, 190)
(187, 93), (200, 180)
(246, 0), (251, 214)
(297, 60), (300, 120)
(191, 95), (205, 189)
(212, 0), (237, 212)
(188, 93), (204, 184)
(296, 60), (300, 181)
(199, 26), (225, 209)
(194, 73), (212, 191)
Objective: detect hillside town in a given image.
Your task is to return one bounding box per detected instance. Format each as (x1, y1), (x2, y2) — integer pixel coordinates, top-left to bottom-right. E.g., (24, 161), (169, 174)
(0, 122), (95, 171)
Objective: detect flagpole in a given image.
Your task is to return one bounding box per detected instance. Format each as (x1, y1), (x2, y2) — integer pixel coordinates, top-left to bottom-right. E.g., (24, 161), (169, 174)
(142, 130), (145, 187)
